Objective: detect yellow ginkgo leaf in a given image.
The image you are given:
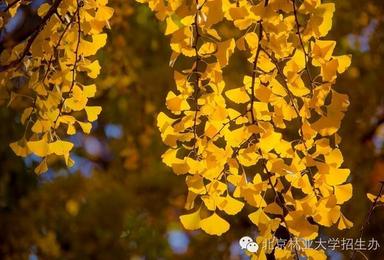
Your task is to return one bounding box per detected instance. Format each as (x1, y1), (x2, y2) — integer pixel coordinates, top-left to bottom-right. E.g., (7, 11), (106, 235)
(200, 212), (230, 236)
(35, 159), (48, 175)
(334, 183), (353, 204)
(83, 84), (97, 98)
(263, 202), (283, 215)
(305, 3), (335, 38)
(78, 121), (92, 134)
(216, 39), (235, 67)
(179, 208), (201, 230)
(334, 55), (352, 73)
(325, 168), (350, 186)
(10, 139), (29, 157)
(303, 248), (327, 260)
(366, 193), (384, 203)
(311, 40), (336, 66)
(79, 34), (107, 57)
(244, 32), (259, 50)
(198, 42), (217, 56)
(49, 140), (74, 156)
(27, 138), (49, 157)
(85, 106), (102, 122)
(225, 87), (250, 104)
(95, 6), (114, 21)
(316, 3), (335, 37)
(337, 213), (353, 230)
(186, 175), (206, 194)
(65, 85), (88, 111)
(259, 130), (281, 153)
(85, 60), (101, 79)
(37, 3), (50, 17)
(165, 16), (180, 35)
(180, 15), (194, 26)
(248, 208), (270, 227)
(166, 91), (190, 113)
(21, 107), (33, 125)
(217, 195), (244, 215)
(172, 160), (190, 175)
(324, 148), (343, 167)
(286, 211), (318, 239)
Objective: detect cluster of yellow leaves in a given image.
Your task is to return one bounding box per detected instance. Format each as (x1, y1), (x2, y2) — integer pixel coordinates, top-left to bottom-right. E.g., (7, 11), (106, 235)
(140, 0), (352, 258)
(2, 0), (113, 173)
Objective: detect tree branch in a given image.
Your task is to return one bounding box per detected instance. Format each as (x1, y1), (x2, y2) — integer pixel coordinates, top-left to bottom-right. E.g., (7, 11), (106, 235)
(351, 182), (384, 259)
(0, 0), (63, 72)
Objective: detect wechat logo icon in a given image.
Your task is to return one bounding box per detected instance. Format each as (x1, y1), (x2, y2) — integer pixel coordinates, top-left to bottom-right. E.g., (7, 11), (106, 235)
(239, 236), (259, 253)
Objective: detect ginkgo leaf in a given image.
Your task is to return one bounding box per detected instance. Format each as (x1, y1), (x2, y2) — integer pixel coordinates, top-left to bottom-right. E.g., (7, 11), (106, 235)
(321, 59), (338, 82)
(95, 6), (114, 21)
(78, 121), (92, 134)
(334, 183), (353, 204)
(225, 87), (250, 104)
(259, 130), (281, 153)
(172, 161), (190, 175)
(201, 195), (216, 211)
(21, 107), (33, 125)
(275, 248), (294, 259)
(166, 91), (190, 113)
(337, 213), (353, 230)
(334, 55), (352, 73)
(325, 168), (350, 186)
(27, 138), (50, 157)
(217, 195), (244, 215)
(324, 149), (343, 167)
(186, 175), (206, 194)
(65, 85), (88, 111)
(311, 40), (336, 66)
(216, 39), (235, 67)
(200, 212), (230, 236)
(305, 3), (335, 38)
(198, 42), (217, 56)
(165, 16), (180, 35)
(134, 0), (355, 244)
(303, 248), (327, 260)
(79, 34), (107, 57)
(180, 208), (201, 230)
(286, 211), (318, 239)
(85, 106), (102, 122)
(248, 209), (270, 226)
(37, 3), (50, 17)
(244, 32), (259, 50)
(85, 60), (101, 79)
(35, 159), (48, 175)
(83, 84), (97, 98)
(49, 140), (74, 156)
(180, 15), (194, 26)
(367, 193), (384, 203)
(263, 202), (283, 215)
(10, 139), (29, 157)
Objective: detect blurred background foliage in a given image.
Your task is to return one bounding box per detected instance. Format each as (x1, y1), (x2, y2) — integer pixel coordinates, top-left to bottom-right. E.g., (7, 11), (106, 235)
(0, 0), (384, 259)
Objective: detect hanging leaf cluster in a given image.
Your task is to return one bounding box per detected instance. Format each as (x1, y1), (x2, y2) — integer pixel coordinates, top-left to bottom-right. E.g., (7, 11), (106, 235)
(1, 0), (113, 174)
(138, 0), (352, 258)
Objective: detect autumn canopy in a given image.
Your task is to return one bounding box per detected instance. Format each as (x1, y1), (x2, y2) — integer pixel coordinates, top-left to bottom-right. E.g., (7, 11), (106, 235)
(0, 0), (384, 259)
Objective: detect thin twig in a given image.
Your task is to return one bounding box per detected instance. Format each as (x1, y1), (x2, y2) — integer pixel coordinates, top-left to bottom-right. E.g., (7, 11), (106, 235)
(2, 0), (22, 13)
(351, 182), (384, 259)
(0, 0), (63, 72)
(43, 9), (78, 83)
(249, 20), (263, 123)
(291, 0), (314, 95)
(191, 0), (201, 156)
(53, 2), (81, 128)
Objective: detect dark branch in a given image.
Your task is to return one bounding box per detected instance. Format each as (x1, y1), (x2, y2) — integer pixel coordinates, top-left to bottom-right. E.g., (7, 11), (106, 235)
(0, 0), (62, 72)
